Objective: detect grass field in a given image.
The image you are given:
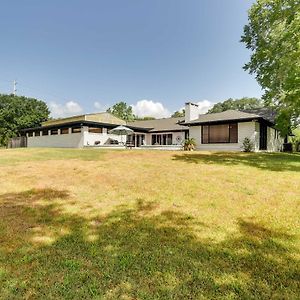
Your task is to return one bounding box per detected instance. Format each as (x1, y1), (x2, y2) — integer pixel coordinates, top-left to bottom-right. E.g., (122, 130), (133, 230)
(0, 148), (299, 299)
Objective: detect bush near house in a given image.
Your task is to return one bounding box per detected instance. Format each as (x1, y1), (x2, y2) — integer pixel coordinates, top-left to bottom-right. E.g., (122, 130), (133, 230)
(242, 137), (254, 152)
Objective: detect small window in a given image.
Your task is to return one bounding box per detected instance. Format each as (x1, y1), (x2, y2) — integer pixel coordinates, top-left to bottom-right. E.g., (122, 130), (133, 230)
(72, 127), (81, 133)
(51, 129), (58, 135)
(34, 130), (41, 137)
(61, 128), (69, 134)
(88, 127), (102, 133)
(42, 129), (49, 136)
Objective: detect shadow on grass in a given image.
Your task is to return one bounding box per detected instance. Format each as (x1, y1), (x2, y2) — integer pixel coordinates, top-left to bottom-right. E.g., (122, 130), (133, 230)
(0, 189), (299, 299)
(173, 152), (300, 172)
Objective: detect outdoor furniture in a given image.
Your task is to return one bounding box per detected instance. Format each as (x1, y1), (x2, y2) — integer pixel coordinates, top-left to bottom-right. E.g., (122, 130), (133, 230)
(108, 125), (134, 145)
(125, 141), (134, 149)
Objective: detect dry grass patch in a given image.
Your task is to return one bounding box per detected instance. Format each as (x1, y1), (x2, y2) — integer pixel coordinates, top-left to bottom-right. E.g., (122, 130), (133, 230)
(0, 148), (299, 299)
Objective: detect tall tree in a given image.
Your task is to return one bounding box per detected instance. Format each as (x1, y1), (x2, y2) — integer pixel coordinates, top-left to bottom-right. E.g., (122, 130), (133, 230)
(207, 97), (263, 114)
(107, 101), (135, 121)
(241, 0), (300, 135)
(171, 110), (185, 118)
(0, 94), (50, 146)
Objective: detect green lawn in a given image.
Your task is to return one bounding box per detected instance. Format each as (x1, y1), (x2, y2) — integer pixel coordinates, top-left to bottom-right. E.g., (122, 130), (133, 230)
(0, 148), (299, 299)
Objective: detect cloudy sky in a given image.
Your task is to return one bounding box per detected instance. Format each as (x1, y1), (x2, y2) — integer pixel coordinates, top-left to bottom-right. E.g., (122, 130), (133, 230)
(0, 0), (261, 118)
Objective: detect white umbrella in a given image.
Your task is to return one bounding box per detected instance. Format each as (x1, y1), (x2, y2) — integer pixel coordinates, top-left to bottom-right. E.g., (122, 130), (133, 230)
(108, 125), (134, 145)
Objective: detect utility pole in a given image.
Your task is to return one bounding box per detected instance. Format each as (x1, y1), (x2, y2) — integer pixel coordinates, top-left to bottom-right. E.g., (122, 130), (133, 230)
(13, 80), (17, 96)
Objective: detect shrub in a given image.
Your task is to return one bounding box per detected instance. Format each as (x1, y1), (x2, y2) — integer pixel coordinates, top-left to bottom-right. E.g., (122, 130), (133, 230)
(183, 138), (196, 151)
(242, 137), (254, 152)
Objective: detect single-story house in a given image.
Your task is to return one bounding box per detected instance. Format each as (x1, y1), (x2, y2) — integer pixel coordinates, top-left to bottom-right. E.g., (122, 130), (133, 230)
(183, 102), (284, 152)
(21, 102), (284, 152)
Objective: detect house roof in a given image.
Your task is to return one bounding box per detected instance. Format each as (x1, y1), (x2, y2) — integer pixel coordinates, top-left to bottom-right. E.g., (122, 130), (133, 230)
(42, 112), (126, 127)
(241, 108), (277, 123)
(21, 120), (121, 132)
(181, 109), (277, 126)
(127, 117), (188, 132)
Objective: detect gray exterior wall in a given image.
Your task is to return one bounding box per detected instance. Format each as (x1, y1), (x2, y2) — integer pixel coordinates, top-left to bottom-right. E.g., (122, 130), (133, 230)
(27, 132), (84, 148)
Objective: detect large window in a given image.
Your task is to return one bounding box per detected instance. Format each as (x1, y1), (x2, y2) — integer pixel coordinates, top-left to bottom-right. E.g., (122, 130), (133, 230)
(202, 123), (238, 144)
(152, 134), (172, 145)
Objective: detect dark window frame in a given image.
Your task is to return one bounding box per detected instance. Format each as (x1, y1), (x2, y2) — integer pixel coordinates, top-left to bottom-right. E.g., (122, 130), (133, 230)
(201, 123), (238, 144)
(72, 127), (82, 133)
(51, 129), (58, 135)
(42, 129), (49, 136)
(151, 133), (173, 145)
(61, 128), (69, 134)
(88, 127), (103, 134)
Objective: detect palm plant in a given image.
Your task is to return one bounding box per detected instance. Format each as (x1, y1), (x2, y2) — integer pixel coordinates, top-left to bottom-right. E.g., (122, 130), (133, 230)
(183, 138), (196, 151)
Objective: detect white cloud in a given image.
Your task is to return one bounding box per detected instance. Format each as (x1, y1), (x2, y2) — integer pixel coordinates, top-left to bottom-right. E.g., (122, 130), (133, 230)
(195, 100), (213, 114)
(94, 101), (107, 111)
(178, 100), (213, 115)
(49, 101), (83, 118)
(131, 99), (171, 118)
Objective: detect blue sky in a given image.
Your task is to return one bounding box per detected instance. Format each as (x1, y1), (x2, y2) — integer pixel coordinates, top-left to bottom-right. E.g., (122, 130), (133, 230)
(0, 0), (261, 118)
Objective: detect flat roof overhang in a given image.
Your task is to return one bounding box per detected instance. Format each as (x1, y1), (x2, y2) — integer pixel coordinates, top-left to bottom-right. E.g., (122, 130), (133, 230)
(21, 120), (126, 132)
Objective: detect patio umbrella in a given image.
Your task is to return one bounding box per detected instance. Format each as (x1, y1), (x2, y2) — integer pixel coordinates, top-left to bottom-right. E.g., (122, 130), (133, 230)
(108, 125), (134, 145)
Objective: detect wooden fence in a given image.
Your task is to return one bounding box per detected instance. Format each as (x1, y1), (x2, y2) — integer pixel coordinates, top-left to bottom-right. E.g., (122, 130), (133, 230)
(7, 136), (27, 148)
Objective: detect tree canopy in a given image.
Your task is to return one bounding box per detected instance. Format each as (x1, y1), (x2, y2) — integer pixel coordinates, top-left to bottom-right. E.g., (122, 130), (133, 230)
(241, 0), (300, 135)
(0, 94), (50, 146)
(207, 97), (263, 114)
(134, 116), (156, 121)
(171, 110), (185, 118)
(107, 101), (135, 121)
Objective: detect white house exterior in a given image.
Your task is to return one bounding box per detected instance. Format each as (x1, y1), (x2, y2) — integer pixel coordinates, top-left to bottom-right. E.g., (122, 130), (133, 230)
(22, 103), (284, 152)
(27, 127), (126, 148)
(184, 102), (284, 152)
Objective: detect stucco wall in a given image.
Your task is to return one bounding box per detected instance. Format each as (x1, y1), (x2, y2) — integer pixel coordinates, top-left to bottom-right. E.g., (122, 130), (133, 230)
(84, 132), (126, 146)
(27, 132), (84, 148)
(189, 121), (283, 152)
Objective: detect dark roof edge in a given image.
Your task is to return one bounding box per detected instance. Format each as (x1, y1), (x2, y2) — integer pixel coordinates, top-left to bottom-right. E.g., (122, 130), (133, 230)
(180, 117), (275, 127)
(21, 120), (124, 132)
